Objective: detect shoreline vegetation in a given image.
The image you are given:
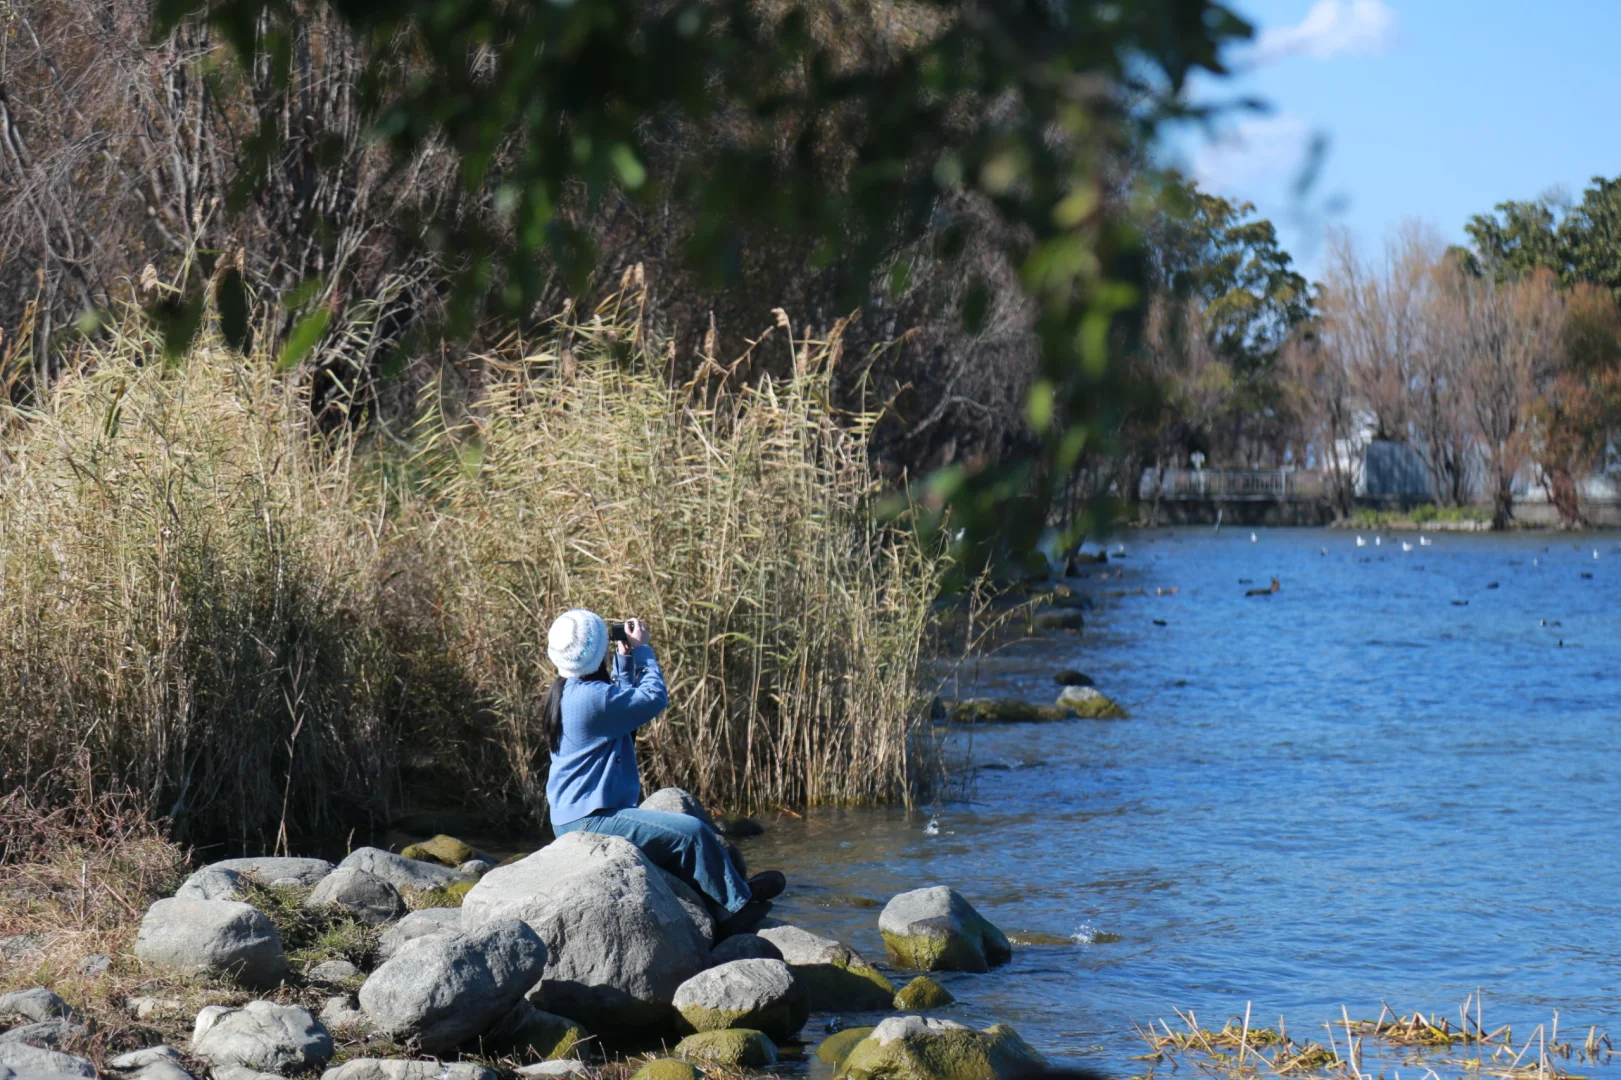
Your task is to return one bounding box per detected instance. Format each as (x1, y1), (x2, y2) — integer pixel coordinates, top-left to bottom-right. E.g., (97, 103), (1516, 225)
(0, 285), (945, 853)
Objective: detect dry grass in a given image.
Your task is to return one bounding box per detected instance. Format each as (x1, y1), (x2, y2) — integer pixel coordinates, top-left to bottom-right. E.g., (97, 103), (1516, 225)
(0, 281), (946, 850)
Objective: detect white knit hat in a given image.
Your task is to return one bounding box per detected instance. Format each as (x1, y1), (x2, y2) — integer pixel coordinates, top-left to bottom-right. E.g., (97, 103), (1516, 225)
(547, 608), (609, 678)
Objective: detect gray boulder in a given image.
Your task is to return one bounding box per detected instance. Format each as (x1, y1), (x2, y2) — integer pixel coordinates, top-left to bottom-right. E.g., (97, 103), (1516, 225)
(358, 918), (546, 1052)
(0, 1020), (88, 1049)
(879, 886), (1012, 973)
(174, 867), (248, 902)
(306, 960), (360, 985)
(460, 832), (709, 1033)
(0, 990), (71, 1022)
(134, 899), (288, 987)
(303, 868), (405, 926)
(321, 1062), (497, 1080)
(707, 934), (781, 965)
(376, 908), (462, 962)
(656, 870), (714, 946)
(638, 788), (719, 831)
(459, 860), (496, 877)
(0, 1042), (95, 1079)
(108, 1046), (194, 1080)
(755, 923), (894, 1010)
(834, 1016), (1044, 1080)
(337, 848), (462, 892)
(207, 858), (333, 888)
(191, 1002), (332, 1075)
(672, 959), (807, 1043)
(316, 996), (368, 1036)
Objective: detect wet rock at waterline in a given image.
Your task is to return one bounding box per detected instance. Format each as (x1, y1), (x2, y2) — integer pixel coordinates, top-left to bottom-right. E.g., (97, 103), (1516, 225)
(672, 958), (807, 1042)
(894, 975), (955, 1009)
(834, 1016), (1044, 1080)
(755, 923), (894, 1010)
(0, 1040), (96, 1078)
(717, 816), (765, 838)
(321, 1061), (498, 1080)
(1030, 609), (1084, 632)
(134, 899), (289, 987)
(358, 919), (546, 1052)
(816, 1026), (876, 1067)
(879, 887), (1011, 973)
(1056, 684), (1127, 719)
(191, 1002), (333, 1075)
(1054, 669), (1095, 687)
(206, 858), (334, 888)
(303, 868), (406, 926)
(476, 1001), (586, 1062)
(375, 908), (462, 962)
(337, 848), (465, 892)
(398, 835), (479, 867)
(460, 832), (709, 1034)
(673, 1029), (777, 1069)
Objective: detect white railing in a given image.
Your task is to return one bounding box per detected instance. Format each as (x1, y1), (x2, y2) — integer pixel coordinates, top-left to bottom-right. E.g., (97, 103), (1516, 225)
(1144, 468), (1329, 502)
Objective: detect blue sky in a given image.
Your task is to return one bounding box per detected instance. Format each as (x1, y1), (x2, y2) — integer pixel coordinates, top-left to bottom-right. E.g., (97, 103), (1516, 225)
(1164, 0), (1621, 283)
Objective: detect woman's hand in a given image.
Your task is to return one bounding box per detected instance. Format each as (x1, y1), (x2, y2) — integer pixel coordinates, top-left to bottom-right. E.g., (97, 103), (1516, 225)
(624, 618), (650, 649)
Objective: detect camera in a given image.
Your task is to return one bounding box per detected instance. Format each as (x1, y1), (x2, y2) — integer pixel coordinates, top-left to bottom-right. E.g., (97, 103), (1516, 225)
(609, 621), (629, 643)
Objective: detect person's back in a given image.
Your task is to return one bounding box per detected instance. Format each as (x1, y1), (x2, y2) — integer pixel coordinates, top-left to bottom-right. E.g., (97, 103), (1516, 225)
(541, 609), (781, 937)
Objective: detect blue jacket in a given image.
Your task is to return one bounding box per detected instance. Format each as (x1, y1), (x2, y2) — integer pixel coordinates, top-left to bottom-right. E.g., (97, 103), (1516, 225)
(546, 644), (669, 828)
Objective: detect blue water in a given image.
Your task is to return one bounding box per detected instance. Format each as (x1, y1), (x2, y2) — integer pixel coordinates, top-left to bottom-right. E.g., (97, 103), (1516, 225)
(746, 527), (1621, 1072)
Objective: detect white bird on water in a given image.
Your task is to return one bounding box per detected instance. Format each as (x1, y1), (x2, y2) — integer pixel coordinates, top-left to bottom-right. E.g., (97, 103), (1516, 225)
(1375, 536), (1382, 546)
(1595, 549), (1601, 560)
(1419, 535), (1432, 547)
(1250, 532), (1258, 543)
(1401, 541), (1414, 552)
(1356, 536), (1366, 547)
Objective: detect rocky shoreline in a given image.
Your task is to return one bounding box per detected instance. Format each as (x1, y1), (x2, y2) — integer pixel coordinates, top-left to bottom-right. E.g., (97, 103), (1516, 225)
(0, 789), (1047, 1080)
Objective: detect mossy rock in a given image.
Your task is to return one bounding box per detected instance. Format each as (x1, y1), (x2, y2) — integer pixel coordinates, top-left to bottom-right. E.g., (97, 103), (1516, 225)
(399, 835), (478, 867)
(674, 1029), (777, 1069)
(836, 1018), (1044, 1080)
(497, 851), (532, 868)
(1030, 609), (1084, 632)
(677, 1000), (807, 1045)
(817, 1027), (876, 1066)
(410, 880), (474, 908)
(1055, 685), (1127, 719)
(794, 957), (896, 1012)
(879, 889), (1012, 974)
(893, 976), (954, 1010)
(490, 1007), (587, 1061)
(945, 699), (1071, 725)
(881, 931), (989, 973)
(630, 1059), (700, 1080)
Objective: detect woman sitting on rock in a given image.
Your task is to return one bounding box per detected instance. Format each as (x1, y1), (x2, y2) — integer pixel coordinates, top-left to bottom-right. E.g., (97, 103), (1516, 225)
(543, 608), (783, 937)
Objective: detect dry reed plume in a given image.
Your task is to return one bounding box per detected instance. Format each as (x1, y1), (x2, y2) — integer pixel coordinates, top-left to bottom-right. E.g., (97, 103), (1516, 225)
(0, 285), (944, 850)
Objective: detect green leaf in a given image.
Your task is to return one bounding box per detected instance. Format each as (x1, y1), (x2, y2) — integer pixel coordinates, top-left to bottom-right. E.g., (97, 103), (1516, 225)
(276, 308), (331, 373)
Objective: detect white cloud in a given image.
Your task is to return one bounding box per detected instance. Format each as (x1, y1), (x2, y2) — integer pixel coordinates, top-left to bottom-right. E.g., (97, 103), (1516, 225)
(1251, 0), (1396, 65)
(1191, 114), (1314, 194)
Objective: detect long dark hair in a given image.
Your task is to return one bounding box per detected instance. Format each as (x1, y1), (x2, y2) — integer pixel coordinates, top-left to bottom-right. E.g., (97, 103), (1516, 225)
(543, 658), (612, 753)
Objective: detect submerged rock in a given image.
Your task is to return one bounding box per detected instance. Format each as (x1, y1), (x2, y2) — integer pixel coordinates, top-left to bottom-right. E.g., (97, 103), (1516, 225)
(1053, 669), (1095, 687)
(460, 832), (708, 1034)
(358, 919), (546, 1052)
(893, 975), (955, 1010)
(1031, 609), (1084, 632)
(336, 848), (463, 892)
(835, 1016), (1044, 1080)
(673, 1029), (777, 1069)
(1055, 684), (1127, 719)
(190, 1001), (333, 1075)
(945, 699), (1072, 724)
(756, 923), (894, 1010)
(672, 958), (807, 1043)
(878, 887), (1012, 973)
(303, 868), (406, 926)
(134, 899), (288, 987)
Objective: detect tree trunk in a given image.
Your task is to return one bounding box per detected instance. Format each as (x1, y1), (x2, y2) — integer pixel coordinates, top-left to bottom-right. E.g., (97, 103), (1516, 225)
(1549, 467), (1583, 529)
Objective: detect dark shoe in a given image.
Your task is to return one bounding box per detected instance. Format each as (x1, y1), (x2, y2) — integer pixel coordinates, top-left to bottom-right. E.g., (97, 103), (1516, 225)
(747, 870), (786, 902)
(717, 899), (773, 939)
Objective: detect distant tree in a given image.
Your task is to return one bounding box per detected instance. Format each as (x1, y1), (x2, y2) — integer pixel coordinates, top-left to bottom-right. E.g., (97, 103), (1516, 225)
(1529, 283), (1621, 527)
(1561, 177), (1621, 300)
(1464, 199), (1562, 281)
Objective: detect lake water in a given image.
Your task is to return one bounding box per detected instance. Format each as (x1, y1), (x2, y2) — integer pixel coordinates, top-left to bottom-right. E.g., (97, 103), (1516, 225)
(744, 527), (1621, 1075)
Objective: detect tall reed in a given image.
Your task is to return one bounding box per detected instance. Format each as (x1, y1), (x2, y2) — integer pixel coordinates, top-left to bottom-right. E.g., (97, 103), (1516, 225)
(0, 290), (943, 848)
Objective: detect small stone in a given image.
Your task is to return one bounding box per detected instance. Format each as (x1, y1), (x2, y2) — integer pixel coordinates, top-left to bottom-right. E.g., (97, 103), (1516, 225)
(756, 923), (894, 1010)
(375, 907), (461, 962)
(306, 959), (360, 985)
(77, 954), (113, 977)
(515, 1060), (590, 1079)
(673, 958), (807, 1043)
(398, 835), (477, 867)
(337, 848), (463, 892)
(0, 1019), (88, 1049)
(1055, 684), (1127, 719)
(628, 1060), (698, 1080)
(458, 860), (495, 877)
(894, 976), (955, 1010)
(175, 867), (248, 902)
(303, 868), (406, 926)
(320, 1061), (498, 1080)
(0, 1041), (95, 1078)
(126, 997), (185, 1021)
(205, 858), (334, 888)
(134, 898), (289, 987)
(0, 988), (72, 1022)
(878, 887), (1012, 973)
(674, 1029), (777, 1069)
(190, 1001), (334, 1074)
(708, 934), (782, 965)
(316, 996), (368, 1035)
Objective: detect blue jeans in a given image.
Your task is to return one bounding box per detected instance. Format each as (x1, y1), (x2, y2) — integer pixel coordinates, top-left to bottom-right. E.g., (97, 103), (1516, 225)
(556, 807), (751, 915)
